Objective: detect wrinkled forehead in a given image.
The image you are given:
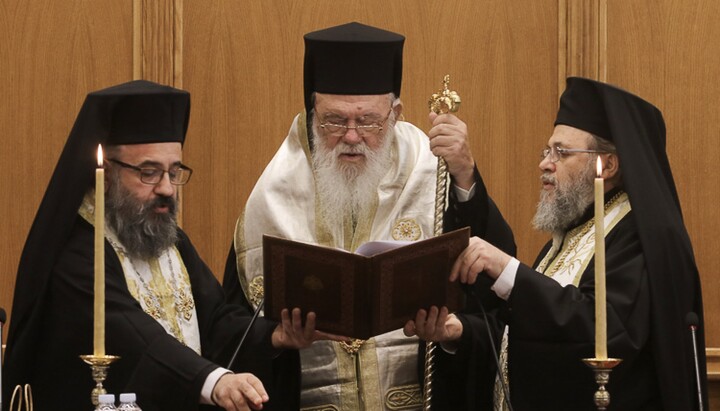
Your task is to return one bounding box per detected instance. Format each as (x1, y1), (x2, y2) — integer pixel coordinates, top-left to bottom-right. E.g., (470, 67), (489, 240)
(314, 93), (392, 115)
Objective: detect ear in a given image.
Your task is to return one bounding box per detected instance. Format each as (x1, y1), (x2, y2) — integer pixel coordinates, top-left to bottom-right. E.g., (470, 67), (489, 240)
(602, 152), (620, 181)
(392, 100), (404, 120)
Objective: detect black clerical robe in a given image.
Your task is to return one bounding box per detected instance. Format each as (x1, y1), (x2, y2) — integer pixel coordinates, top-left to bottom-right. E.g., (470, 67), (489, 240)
(458, 209), (665, 410)
(6, 218), (297, 411)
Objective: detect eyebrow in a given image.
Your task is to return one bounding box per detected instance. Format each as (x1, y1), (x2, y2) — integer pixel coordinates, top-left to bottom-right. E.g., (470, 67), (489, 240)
(320, 111), (385, 122)
(136, 160), (183, 168)
(321, 113), (347, 122)
(548, 142), (570, 148)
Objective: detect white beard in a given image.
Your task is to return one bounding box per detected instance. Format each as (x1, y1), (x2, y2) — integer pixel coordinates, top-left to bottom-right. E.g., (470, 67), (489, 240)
(311, 121), (396, 233)
(532, 158), (596, 234)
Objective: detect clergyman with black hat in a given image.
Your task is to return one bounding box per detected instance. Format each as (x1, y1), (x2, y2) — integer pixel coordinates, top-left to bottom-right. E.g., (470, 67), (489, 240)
(223, 22), (515, 410)
(3, 80), (337, 411)
(407, 77), (708, 410)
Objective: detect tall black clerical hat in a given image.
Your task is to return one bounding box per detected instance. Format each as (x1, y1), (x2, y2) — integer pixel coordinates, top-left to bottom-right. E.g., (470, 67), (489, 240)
(4, 80), (191, 394)
(553, 77), (706, 410)
(303, 22), (405, 115)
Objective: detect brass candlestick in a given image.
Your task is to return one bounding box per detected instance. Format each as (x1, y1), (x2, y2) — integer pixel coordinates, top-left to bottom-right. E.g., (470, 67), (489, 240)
(582, 357), (622, 410)
(423, 75), (461, 410)
(80, 354), (120, 406)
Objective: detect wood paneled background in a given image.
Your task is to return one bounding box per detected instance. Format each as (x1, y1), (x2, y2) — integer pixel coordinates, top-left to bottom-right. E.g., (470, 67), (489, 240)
(1, 0), (718, 406)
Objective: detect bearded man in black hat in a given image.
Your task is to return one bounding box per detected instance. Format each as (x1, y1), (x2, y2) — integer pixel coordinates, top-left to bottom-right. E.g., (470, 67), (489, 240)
(3, 80), (332, 411)
(223, 22), (515, 410)
(407, 77), (708, 410)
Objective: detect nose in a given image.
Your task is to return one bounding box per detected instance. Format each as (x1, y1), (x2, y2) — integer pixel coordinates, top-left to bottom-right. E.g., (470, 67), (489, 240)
(341, 127), (363, 145)
(153, 172), (175, 197)
(539, 155), (555, 172)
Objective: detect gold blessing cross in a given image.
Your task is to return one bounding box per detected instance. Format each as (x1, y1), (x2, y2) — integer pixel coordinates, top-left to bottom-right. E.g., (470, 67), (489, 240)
(428, 75), (461, 114)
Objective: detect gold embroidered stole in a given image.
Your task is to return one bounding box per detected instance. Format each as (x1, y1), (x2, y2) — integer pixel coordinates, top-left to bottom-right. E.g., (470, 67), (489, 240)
(494, 192), (631, 411)
(79, 193), (202, 354)
(537, 191), (631, 283)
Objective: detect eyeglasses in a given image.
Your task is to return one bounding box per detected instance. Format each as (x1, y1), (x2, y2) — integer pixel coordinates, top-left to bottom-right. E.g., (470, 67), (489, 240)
(540, 146), (609, 163)
(318, 109), (393, 138)
(108, 159), (193, 185)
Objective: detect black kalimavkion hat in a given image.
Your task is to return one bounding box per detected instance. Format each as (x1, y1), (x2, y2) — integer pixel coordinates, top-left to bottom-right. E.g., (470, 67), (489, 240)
(303, 22), (405, 115)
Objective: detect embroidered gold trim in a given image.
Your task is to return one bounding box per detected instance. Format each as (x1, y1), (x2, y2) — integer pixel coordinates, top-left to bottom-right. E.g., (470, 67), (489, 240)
(359, 338), (381, 409)
(248, 275), (264, 308)
(541, 191), (626, 278)
(300, 406), (339, 411)
(385, 384), (422, 410)
(339, 338), (365, 355)
(543, 219), (594, 278)
(391, 218), (422, 241)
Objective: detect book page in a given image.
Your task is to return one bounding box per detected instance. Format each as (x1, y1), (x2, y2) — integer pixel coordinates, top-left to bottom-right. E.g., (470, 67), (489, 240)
(354, 239), (414, 257)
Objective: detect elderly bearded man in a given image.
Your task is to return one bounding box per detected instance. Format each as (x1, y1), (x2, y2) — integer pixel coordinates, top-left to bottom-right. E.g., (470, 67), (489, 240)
(4, 80), (336, 411)
(407, 77), (708, 411)
(223, 22), (515, 410)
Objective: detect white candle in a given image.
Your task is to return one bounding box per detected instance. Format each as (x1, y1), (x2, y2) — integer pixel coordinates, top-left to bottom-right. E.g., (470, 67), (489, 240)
(594, 156), (607, 360)
(94, 145), (105, 357)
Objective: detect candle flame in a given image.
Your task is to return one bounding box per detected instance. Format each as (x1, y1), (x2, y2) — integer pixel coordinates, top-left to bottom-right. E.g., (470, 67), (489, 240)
(596, 156), (602, 177)
(97, 145), (104, 167)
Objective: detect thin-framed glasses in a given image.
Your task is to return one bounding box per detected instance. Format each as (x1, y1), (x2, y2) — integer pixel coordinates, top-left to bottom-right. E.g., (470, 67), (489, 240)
(318, 109), (393, 138)
(540, 146), (609, 163)
(108, 158), (193, 185)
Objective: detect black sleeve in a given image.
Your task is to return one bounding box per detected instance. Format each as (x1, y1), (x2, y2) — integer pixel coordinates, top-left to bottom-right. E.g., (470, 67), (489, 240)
(425, 165), (516, 410)
(444, 165), (516, 256)
(177, 231), (301, 411)
(508, 216), (649, 354)
(219, 238), (302, 410)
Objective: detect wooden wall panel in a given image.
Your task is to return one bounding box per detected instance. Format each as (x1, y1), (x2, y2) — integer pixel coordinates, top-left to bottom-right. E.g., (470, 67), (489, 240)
(135, 0), (181, 86)
(560, 0), (607, 84)
(180, 0), (559, 282)
(0, 0), (134, 347)
(3, 0), (717, 404)
(605, 0), (720, 380)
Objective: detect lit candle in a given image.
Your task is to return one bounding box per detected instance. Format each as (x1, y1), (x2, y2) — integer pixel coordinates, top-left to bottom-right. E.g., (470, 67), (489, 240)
(94, 145), (105, 357)
(594, 156), (607, 360)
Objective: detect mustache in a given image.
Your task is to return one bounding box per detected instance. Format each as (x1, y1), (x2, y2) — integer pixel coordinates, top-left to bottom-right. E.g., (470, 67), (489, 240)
(335, 142), (370, 155)
(541, 173), (556, 185)
(141, 195), (177, 214)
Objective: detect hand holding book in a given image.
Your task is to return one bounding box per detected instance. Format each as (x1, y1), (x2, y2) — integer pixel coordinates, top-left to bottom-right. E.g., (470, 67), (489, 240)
(263, 228), (470, 339)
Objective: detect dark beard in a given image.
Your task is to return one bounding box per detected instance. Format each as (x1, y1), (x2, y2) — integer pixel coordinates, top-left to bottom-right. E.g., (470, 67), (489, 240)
(106, 181), (179, 259)
(532, 159), (596, 233)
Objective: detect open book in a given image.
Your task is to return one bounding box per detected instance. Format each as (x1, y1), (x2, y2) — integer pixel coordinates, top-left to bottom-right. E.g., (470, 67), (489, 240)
(263, 227), (469, 339)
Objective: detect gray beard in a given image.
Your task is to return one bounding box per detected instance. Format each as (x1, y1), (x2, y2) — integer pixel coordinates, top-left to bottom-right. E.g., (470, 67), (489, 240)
(311, 121), (396, 233)
(106, 178), (179, 259)
(532, 159), (596, 233)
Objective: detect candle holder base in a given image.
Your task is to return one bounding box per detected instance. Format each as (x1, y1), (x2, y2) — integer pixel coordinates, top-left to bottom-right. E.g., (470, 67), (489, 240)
(80, 354), (120, 406)
(582, 357), (622, 410)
